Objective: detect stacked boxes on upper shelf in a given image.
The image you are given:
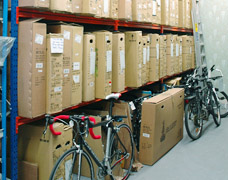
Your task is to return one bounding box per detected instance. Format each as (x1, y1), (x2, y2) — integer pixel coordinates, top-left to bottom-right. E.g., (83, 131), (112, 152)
(16, 0), (192, 28)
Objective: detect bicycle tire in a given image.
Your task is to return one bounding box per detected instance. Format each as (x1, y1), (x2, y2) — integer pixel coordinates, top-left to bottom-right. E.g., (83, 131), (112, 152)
(49, 147), (95, 180)
(109, 123), (134, 179)
(211, 92), (221, 126)
(217, 91), (228, 118)
(185, 101), (203, 140)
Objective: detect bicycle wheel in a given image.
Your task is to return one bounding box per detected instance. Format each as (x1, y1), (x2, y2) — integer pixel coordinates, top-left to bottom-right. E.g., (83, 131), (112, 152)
(217, 91), (228, 118)
(109, 123), (134, 179)
(49, 147), (95, 180)
(185, 101), (203, 140)
(211, 92), (221, 126)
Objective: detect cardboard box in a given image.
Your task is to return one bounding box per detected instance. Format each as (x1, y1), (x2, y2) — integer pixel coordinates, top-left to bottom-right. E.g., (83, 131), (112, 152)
(161, 0), (170, 25)
(181, 35), (191, 70)
(150, 0), (157, 23)
(125, 31), (142, 88)
(110, 0), (119, 19)
(93, 31), (113, 99)
(173, 35), (178, 74)
(18, 161), (38, 180)
(18, 0), (49, 8)
(82, 33), (96, 102)
(178, 0), (185, 27)
(72, 0), (82, 13)
(139, 88), (184, 165)
(96, 0), (103, 17)
(50, 0), (72, 12)
(159, 35), (167, 78)
(149, 34), (160, 81)
(166, 34), (175, 76)
(18, 19), (46, 118)
(47, 24), (73, 109)
(156, 0), (162, 24)
(112, 33), (125, 92)
(132, 0), (143, 22)
(101, 0), (110, 18)
(141, 0), (147, 22)
(169, 0), (176, 26)
(175, 36), (181, 73)
(142, 36), (148, 84)
(46, 34), (63, 114)
(177, 36), (183, 72)
(118, 0), (132, 20)
(80, 0), (97, 15)
(71, 25), (84, 106)
(175, 0), (179, 27)
(18, 122), (72, 180)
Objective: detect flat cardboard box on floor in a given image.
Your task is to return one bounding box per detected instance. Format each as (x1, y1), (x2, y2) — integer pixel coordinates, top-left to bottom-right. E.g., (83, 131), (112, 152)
(110, 0), (119, 19)
(139, 88), (184, 165)
(18, 19), (46, 118)
(18, 0), (49, 8)
(142, 36), (148, 84)
(18, 122), (72, 180)
(112, 33), (125, 93)
(50, 0), (72, 12)
(47, 24), (73, 109)
(82, 33), (96, 102)
(93, 31), (113, 99)
(118, 0), (132, 20)
(46, 34), (63, 114)
(71, 25), (84, 106)
(149, 34), (160, 82)
(125, 31), (142, 88)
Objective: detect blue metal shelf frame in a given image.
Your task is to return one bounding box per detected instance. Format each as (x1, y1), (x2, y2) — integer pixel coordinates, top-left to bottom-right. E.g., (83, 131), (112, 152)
(10, 0), (18, 179)
(2, 0), (9, 179)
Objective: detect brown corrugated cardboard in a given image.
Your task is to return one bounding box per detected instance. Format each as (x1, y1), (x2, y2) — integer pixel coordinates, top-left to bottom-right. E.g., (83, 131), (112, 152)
(150, 0), (157, 23)
(112, 33), (125, 92)
(173, 35), (178, 74)
(125, 31), (142, 88)
(46, 34), (63, 114)
(50, 0), (72, 12)
(178, 0), (184, 27)
(18, 161), (38, 180)
(142, 36), (148, 84)
(161, 0), (170, 25)
(156, 0), (162, 24)
(18, 122), (72, 180)
(181, 35), (191, 71)
(146, 36), (150, 82)
(18, 0), (49, 8)
(178, 36), (183, 72)
(71, 25), (84, 106)
(81, 0), (97, 15)
(139, 88), (184, 165)
(166, 34), (175, 76)
(175, 0), (179, 26)
(101, 0), (110, 18)
(18, 19), (46, 118)
(72, 0), (82, 13)
(149, 34), (160, 81)
(82, 34), (96, 102)
(118, 0), (132, 20)
(169, 0), (176, 26)
(47, 24), (73, 109)
(110, 0), (118, 19)
(93, 31), (113, 99)
(132, 0), (143, 22)
(159, 35), (167, 78)
(175, 36), (180, 73)
(142, 0), (148, 22)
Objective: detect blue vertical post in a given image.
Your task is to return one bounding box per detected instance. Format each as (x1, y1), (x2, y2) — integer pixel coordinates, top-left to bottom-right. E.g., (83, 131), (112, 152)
(2, 0), (8, 179)
(10, 0), (18, 179)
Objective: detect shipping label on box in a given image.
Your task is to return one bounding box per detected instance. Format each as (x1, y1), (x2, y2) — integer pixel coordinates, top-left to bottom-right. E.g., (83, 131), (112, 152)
(125, 31), (143, 88)
(46, 34), (63, 114)
(83, 34), (96, 102)
(18, 19), (47, 118)
(112, 33), (125, 92)
(93, 31), (113, 99)
(71, 25), (84, 106)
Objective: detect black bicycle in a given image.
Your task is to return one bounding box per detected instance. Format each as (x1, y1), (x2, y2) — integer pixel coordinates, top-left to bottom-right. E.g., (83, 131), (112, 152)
(46, 93), (134, 180)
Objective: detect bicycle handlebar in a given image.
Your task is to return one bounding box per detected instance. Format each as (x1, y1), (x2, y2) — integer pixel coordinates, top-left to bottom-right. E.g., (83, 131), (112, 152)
(48, 115), (101, 139)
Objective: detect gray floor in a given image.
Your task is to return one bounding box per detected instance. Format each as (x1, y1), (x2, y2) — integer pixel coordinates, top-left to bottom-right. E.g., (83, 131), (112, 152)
(129, 117), (228, 180)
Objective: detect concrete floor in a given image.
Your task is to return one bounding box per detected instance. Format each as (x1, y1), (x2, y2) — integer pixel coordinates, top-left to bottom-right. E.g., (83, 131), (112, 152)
(129, 117), (228, 180)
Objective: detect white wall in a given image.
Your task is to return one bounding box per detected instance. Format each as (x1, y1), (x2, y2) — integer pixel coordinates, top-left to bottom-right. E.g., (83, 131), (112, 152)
(200, 0), (228, 92)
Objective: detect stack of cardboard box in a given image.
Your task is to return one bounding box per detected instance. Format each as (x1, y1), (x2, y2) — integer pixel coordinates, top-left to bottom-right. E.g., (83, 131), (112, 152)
(161, 0), (170, 25)
(132, 0), (143, 22)
(159, 35), (167, 78)
(166, 34), (175, 76)
(182, 35), (192, 71)
(142, 36), (148, 85)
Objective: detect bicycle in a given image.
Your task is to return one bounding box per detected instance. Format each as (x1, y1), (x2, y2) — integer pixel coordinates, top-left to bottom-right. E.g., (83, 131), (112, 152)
(45, 93), (134, 180)
(184, 66), (221, 140)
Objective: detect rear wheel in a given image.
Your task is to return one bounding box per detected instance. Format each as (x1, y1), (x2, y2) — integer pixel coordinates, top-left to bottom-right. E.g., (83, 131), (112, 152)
(211, 92), (221, 126)
(217, 91), (228, 118)
(49, 147), (94, 180)
(109, 124), (134, 179)
(185, 101), (203, 140)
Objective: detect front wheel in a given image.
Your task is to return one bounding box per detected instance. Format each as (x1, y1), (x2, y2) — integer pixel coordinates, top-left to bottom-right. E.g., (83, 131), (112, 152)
(109, 124), (134, 179)
(185, 100), (203, 140)
(49, 147), (95, 180)
(211, 92), (221, 126)
(217, 91), (228, 118)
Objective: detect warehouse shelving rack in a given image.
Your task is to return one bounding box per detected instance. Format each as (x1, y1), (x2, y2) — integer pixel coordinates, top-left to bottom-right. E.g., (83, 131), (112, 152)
(9, 4), (193, 179)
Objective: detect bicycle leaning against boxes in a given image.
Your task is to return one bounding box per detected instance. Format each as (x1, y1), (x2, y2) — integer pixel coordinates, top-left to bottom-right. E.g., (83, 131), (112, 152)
(44, 93), (134, 180)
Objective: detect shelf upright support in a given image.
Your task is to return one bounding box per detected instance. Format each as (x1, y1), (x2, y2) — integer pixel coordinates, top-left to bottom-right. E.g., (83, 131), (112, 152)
(10, 0), (19, 179)
(2, 0), (9, 179)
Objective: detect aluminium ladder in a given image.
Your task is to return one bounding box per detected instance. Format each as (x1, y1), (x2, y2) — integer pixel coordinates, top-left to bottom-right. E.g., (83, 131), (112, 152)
(191, 0), (207, 75)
